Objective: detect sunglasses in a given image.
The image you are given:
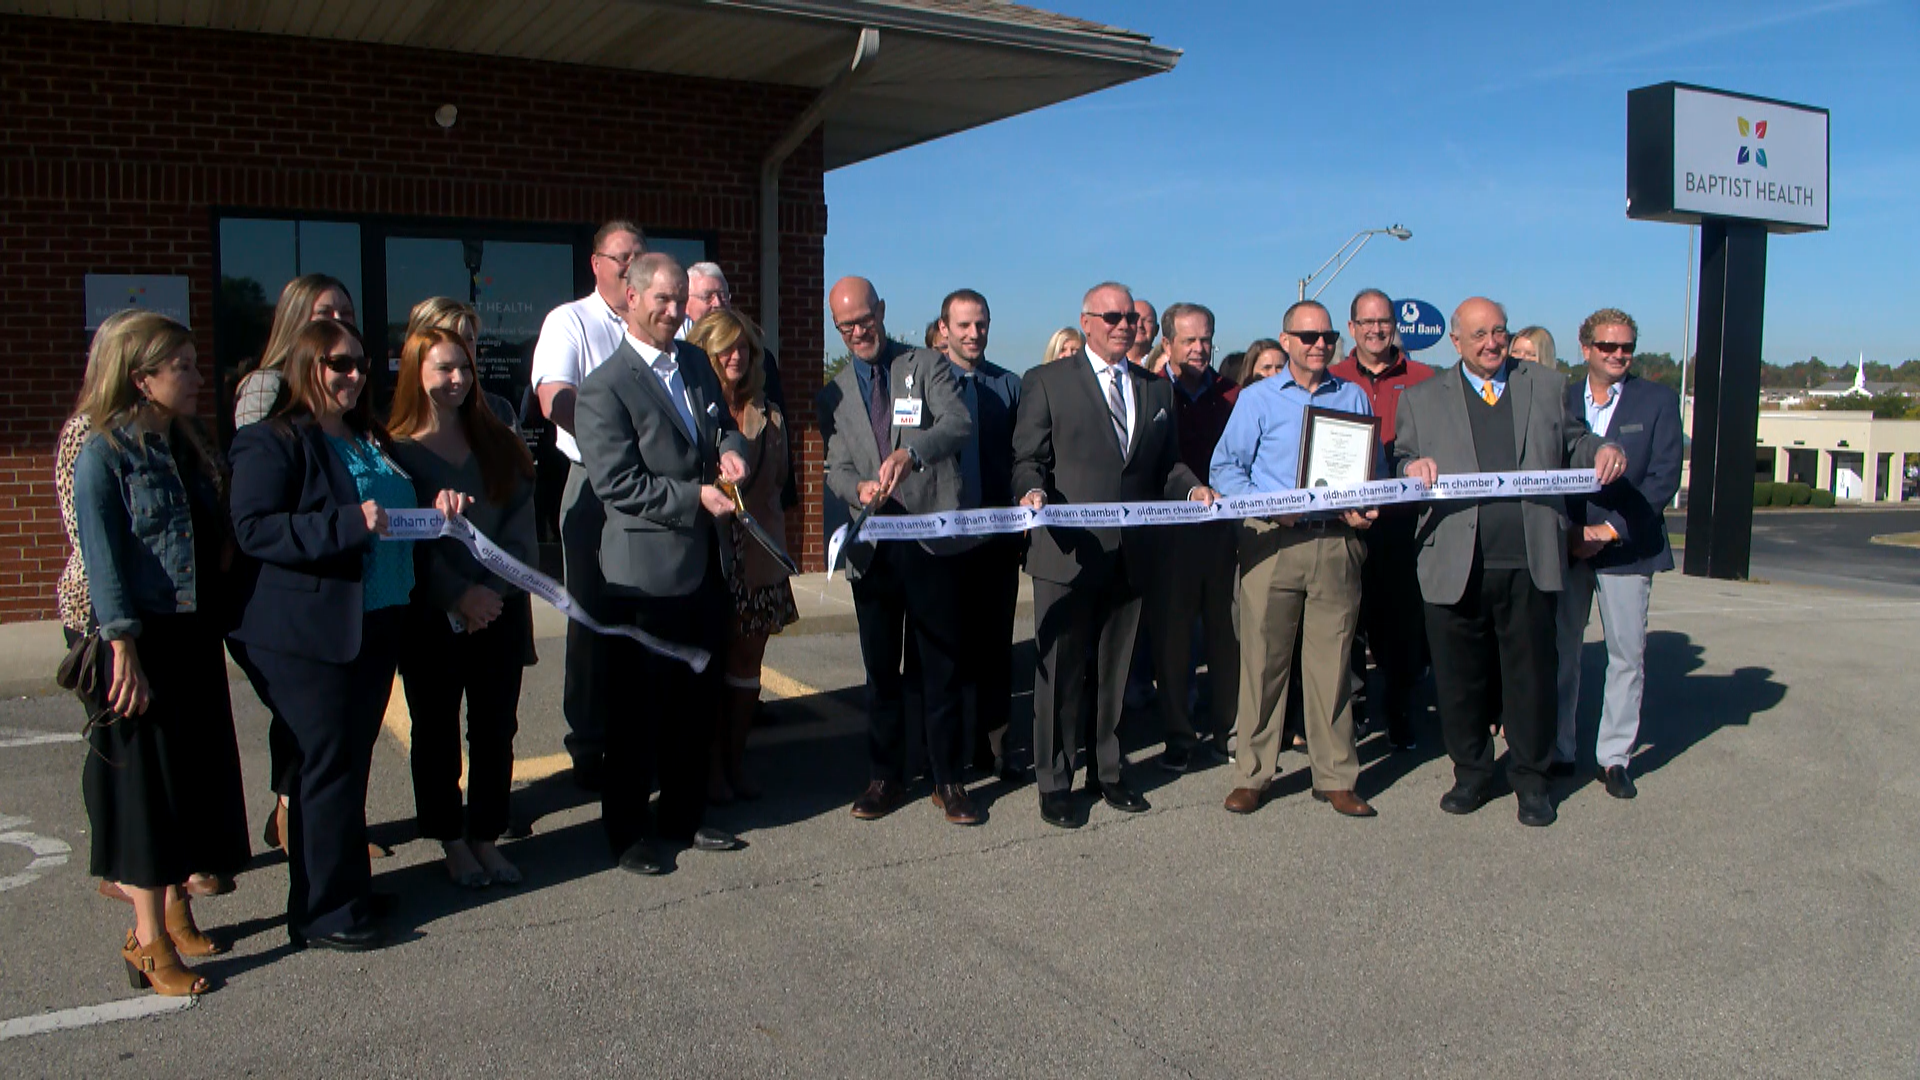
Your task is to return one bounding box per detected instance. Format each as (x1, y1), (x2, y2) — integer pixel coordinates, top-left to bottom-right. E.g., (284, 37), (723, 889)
(1286, 330), (1340, 346)
(1590, 341), (1636, 355)
(320, 353), (370, 375)
(1083, 310), (1140, 327)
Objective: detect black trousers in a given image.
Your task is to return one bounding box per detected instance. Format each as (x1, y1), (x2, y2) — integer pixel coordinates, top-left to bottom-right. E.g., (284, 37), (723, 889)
(853, 542), (966, 787)
(227, 638), (300, 797)
(397, 596), (528, 843)
(1144, 520), (1239, 749)
(1423, 562), (1556, 799)
(1355, 513), (1427, 742)
(248, 607), (403, 939)
(1031, 564), (1140, 795)
(560, 463), (610, 764)
(951, 539), (1021, 767)
(599, 560), (727, 855)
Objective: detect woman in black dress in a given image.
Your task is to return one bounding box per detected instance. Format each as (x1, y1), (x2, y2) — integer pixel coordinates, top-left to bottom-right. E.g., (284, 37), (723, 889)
(70, 312), (250, 996)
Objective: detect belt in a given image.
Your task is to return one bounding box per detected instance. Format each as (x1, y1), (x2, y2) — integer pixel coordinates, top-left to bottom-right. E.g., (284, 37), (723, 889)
(1256, 515), (1349, 531)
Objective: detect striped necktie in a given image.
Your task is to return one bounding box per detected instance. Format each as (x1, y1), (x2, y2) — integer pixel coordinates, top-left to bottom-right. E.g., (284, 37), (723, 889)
(1105, 365), (1128, 454)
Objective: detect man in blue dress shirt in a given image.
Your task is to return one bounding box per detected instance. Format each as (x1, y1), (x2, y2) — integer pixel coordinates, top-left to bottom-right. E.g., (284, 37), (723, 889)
(1210, 300), (1380, 818)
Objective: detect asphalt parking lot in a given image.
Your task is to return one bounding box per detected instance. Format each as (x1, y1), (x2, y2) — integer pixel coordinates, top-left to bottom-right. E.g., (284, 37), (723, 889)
(1, 569), (1916, 1077)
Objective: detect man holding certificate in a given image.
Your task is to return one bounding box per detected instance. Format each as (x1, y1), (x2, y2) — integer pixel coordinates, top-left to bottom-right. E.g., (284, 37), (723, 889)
(1209, 300), (1380, 818)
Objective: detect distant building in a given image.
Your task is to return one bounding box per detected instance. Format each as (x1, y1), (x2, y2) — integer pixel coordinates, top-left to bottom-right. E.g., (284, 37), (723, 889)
(1806, 353), (1912, 399)
(1753, 413), (1920, 502)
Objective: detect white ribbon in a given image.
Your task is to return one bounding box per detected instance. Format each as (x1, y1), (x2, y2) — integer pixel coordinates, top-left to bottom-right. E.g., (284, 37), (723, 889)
(826, 469), (1601, 574)
(382, 510), (710, 673)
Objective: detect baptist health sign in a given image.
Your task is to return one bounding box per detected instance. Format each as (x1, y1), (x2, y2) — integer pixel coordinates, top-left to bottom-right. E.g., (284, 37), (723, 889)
(1626, 83), (1828, 235)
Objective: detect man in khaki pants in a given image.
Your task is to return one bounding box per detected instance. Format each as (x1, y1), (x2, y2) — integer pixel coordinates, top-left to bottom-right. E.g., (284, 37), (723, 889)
(1208, 300), (1380, 817)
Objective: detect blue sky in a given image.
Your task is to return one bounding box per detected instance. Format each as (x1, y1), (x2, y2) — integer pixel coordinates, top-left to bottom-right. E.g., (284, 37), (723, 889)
(823, 0), (1918, 374)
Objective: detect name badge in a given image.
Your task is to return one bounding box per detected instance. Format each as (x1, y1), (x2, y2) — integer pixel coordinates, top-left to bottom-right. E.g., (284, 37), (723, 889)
(893, 397), (924, 428)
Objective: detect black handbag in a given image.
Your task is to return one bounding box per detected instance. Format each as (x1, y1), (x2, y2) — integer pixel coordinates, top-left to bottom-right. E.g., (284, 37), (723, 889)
(54, 629), (114, 730)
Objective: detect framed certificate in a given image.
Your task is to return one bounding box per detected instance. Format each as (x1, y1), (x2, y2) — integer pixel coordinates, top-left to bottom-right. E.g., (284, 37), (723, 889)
(1298, 406), (1381, 489)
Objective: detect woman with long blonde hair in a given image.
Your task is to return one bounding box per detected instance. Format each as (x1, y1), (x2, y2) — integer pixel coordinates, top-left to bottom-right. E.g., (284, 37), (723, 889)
(389, 327), (538, 887)
(71, 312), (251, 995)
(1042, 327), (1084, 364)
(686, 309), (797, 803)
(232, 274), (355, 428)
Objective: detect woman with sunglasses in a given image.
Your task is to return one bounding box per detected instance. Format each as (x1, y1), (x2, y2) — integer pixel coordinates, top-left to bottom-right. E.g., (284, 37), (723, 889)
(229, 319), (470, 951)
(70, 312), (251, 995)
(389, 327), (538, 888)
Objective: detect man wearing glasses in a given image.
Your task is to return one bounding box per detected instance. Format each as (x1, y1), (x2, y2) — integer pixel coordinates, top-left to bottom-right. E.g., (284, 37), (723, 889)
(530, 219), (645, 790)
(679, 260), (793, 509)
(1555, 308), (1682, 801)
(1012, 281), (1214, 829)
(1394, 297), (1626, 827)
(820, 277), (980, 826)
(1211, 300), (1379, 818)
(1330, 289), (1436, 752)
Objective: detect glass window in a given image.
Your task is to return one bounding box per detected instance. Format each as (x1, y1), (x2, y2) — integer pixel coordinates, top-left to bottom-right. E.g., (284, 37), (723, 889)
(213, 217), (362, 439)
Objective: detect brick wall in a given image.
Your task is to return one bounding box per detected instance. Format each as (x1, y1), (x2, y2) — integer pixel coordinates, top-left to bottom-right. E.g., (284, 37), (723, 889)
(0, 14), (830, 621)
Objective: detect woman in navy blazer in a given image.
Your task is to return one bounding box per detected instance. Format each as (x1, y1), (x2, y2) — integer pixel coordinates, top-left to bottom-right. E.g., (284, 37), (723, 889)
(230, 320), (467, 952)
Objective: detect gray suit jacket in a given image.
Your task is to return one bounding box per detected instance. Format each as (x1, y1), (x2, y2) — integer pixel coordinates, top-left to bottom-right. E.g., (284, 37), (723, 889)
(576, 337), (749, 598)
(1392, 360), (1608, 605)
(821, 340), (973, 577)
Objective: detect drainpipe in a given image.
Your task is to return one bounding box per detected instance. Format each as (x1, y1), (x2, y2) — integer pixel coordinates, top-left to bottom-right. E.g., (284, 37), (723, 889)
(759, 27), (879, 357)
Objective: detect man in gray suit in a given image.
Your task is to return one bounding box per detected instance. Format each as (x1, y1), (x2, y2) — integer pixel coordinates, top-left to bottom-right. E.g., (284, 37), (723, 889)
(1013, 281), (1215, 829)
(576, 252), (750, 874)
(1394, 296), (1626, 827)
(820, 276), (981, 825)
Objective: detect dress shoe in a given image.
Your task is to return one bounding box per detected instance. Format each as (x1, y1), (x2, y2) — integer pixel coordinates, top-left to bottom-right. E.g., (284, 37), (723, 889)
(931, 784), (982, 826)
(184, 873), (234, 898)
(1038, 791), (1079, 829)
(1222, 787), (1264, 815)
(263, 799), (289, 855)
(1157, 745), (1191, 774)
(1600, 765), (1637, 800)
(1548, 761), (1577, 779)
(304, 924), (387, 952)
(689, 827), (743, 852)
(122, 931), (208, 995)
(850, 780), (905, 820)
(1101, 781), (1149, 814)
(1516, 792), (1558, 827)
(617, 841), (666, 876)
(1439, 783), (1489, 816)
(1387, 730), (1418, 752)
(993, 756), (1024, 784)
(1312, 789), (1377, 818)
(165, 898), (223, 957)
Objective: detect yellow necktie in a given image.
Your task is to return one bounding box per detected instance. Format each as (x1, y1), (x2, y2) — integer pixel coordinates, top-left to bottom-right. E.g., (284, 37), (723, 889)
(1481, 382), (1499, 405)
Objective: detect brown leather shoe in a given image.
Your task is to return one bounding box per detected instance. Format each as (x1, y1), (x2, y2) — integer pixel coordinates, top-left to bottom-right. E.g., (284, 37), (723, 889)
(1312, 789), (1377, 817)
(931, 784), (981, 826)
(1223, 787), (1265, 815)
(166, 898), (224, 957)
(850, 780), (905, 820)
(122, 931), (208, 997)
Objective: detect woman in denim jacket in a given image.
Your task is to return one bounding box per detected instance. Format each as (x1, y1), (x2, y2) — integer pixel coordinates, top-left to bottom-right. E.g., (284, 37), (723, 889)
(71, 312), (251, 997)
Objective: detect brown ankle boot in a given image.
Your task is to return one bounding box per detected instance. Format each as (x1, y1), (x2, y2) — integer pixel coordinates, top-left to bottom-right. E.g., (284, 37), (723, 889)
(166, 898), (223, 957)
(123, 931), (209, 996)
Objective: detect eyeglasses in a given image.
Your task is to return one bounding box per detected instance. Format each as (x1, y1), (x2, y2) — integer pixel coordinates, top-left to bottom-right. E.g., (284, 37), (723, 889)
(319, 353), (370, 376)
(834, 314), (879, 336)
(1286, 330), (1340, 346)
(1461, 327), (1510, 345)
(691, 290), (730, 305)
(1083, 310), (1140, 327)
(593, 250), (640, 266)
(1589, 341), (1636, 355)
(1351, 318), (1394, 329)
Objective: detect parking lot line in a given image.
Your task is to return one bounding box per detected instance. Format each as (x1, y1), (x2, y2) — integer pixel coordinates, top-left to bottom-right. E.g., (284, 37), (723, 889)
(0, 996), (196, 1042)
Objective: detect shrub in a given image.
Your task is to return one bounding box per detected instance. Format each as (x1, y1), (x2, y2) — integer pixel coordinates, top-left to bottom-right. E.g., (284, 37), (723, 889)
(1811, 488), (1836, 508)
(1787, 482), (1813, 505)
(1754, 482), (1775, 507)
(1770, 484), (1795, 507)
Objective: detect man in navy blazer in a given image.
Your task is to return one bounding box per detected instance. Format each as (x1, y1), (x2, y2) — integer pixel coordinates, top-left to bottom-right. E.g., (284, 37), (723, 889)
(1553, 308), (1683, 800)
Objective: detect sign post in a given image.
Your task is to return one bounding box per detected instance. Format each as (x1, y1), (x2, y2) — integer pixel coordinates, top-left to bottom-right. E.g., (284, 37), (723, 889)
(1626, 82), (1828, 580)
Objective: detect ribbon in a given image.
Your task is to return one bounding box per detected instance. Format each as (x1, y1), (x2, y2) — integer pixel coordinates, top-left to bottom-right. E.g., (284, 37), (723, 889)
(826, 468), (1601, 573)
(383, 510), (710, 673)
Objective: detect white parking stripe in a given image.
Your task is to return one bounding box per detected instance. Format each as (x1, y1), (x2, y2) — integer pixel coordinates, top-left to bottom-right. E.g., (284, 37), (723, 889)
(0, 729), (83, 750)
(0, 996), (196, 1041)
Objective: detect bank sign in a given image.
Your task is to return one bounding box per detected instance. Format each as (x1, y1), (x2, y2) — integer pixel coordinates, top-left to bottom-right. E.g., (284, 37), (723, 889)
(1626, 83), (1828, 234)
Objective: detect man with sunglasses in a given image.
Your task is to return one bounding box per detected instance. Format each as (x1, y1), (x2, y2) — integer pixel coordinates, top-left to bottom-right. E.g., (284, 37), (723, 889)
(1394, 297), (1626, 827)
(1211, 300), (1379, 818)
(530, 219), (646, 791)
(1554, 308), (1681, 801)
(1013, 281), (1214, 829)
(1330, 289), (1436, 752)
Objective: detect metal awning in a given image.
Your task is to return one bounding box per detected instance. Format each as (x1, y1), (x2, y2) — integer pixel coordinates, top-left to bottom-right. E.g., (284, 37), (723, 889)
(2, 0), (1180, 168)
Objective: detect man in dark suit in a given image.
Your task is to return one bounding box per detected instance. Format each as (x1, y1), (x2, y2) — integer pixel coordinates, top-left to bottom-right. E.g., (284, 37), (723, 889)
(820, 277), (980, 825)
(1554, 307), (1683, 800)
(1394, 296), (1626, 827)
(934, 289), (1024, 780)
(1012, 281), (1215, 829)
(575, 252), (750, 874)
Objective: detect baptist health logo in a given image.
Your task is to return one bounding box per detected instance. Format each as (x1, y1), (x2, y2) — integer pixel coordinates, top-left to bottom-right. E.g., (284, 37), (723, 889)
(1736, 116), (1769, 169)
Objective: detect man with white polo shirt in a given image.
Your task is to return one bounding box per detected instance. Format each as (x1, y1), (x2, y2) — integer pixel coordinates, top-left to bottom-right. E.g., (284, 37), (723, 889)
(531, 219), (645, 789)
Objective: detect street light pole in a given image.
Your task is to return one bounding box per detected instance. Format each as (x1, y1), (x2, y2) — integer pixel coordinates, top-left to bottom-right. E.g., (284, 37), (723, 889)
(1298, 224), (1412, 302)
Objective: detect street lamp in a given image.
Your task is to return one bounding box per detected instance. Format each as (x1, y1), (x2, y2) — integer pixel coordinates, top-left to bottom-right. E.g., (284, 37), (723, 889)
(1297, 224), (1412, 301)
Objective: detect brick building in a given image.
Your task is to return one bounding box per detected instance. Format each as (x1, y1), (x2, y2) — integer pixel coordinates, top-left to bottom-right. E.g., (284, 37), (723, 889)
(0, 1), (1176, 621)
